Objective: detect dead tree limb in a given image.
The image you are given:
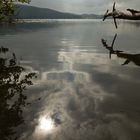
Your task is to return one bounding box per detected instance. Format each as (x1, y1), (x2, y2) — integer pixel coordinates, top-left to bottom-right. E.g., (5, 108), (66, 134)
(103, 2), (140, 28)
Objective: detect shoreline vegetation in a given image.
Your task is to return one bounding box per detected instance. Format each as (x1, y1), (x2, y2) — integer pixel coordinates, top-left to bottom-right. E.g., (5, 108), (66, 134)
(0, 0), (31, 23)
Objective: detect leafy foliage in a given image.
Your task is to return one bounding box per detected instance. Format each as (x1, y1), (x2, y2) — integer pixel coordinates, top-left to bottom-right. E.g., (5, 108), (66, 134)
(0, 0), (30, 22)
(0, 46), (36, 140)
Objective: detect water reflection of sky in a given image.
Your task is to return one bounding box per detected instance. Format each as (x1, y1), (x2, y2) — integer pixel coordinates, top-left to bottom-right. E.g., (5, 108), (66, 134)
(1, 20), (140, 140)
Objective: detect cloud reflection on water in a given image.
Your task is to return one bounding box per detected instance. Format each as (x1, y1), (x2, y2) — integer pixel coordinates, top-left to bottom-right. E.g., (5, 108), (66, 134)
(20, 45), (140, 140)
(1, 21), (140, 140)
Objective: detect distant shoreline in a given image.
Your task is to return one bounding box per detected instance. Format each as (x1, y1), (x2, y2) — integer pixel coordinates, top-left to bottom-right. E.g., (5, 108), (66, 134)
(15, 4), (103, 20)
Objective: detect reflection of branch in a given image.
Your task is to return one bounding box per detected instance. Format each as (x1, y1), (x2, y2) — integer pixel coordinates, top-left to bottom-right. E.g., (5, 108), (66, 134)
(116, 53), (140, 66)
(101, 35), (140, 67)
(103, 2), (140, 28)
(101, 34), (119, 59)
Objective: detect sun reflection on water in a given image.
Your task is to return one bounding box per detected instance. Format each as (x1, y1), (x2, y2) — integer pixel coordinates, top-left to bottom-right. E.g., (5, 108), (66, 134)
(39, 117), (54, 132)
(34, 116), (56, 136)
(33, 116), (57, 138)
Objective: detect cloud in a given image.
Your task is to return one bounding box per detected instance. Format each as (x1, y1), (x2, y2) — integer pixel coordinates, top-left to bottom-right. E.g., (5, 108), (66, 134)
(30, 0), (140, 14)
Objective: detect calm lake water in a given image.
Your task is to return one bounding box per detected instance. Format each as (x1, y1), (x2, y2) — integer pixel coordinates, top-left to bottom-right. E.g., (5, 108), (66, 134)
(0, 19), (140, 140)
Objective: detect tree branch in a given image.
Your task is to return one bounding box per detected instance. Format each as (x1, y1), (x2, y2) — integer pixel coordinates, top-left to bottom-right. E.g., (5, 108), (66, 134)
(103, 2), (140, 28)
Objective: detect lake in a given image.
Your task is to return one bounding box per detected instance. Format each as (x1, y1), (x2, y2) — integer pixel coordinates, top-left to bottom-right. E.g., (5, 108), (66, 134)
(0, 19), (140, 140)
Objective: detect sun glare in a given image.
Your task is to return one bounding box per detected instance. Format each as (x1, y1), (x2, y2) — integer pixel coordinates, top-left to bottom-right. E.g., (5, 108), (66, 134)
(39, 117), (54, 132)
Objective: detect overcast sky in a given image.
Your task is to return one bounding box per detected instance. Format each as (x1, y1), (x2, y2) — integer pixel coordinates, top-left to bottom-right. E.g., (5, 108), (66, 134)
(30, 0), (140, 14)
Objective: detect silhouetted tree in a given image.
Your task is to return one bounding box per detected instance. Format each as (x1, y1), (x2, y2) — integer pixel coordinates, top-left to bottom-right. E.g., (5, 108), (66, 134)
(0, 0), (31, 23)
(0, 46), (36, 140)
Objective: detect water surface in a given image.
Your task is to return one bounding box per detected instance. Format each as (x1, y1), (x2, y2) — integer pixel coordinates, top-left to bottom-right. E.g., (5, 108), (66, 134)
(0, 19), (140, 140)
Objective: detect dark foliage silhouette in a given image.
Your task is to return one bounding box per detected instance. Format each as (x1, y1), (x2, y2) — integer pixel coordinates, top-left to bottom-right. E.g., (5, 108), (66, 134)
(0, 0), (30, 23)
(0, 46), (36, 140)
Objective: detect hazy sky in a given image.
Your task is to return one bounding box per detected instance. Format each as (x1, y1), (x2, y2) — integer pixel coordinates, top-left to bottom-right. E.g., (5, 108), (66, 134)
(30, 0), (140, 14)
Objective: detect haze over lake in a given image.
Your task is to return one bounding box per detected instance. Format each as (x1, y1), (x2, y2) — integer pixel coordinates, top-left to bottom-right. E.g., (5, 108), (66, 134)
(0, 19), (140, 140)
